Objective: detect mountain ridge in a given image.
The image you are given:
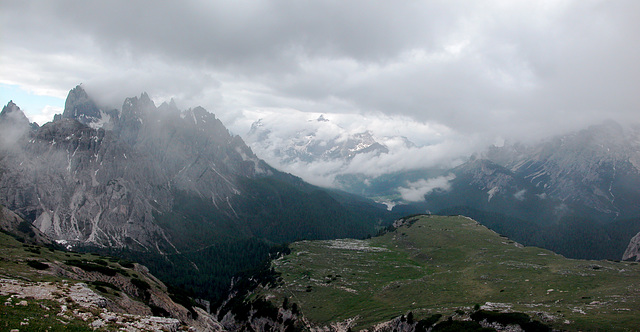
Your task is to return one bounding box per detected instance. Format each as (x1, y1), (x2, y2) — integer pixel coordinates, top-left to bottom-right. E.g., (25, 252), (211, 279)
(0, 86), (392, 254)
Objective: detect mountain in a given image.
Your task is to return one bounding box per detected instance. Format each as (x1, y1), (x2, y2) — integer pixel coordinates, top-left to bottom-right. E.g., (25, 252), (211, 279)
(474, 122), (640, 261)
(379, 122), (640, 261)
(0, 86), (393, 301)
(395, 121), (640, 221)
(225, 215), (640, 331)
(249, 113), (640, 261)
(484, 120), (640, 222)
(247, 115), (393, 164)
(245, 114), (426, 195)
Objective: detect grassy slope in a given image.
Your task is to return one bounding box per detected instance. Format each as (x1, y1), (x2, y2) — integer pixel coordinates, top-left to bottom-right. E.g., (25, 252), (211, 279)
(0, 231), (190, 331)
(261, 215), (640, 331)
(0, 233), (93, 331)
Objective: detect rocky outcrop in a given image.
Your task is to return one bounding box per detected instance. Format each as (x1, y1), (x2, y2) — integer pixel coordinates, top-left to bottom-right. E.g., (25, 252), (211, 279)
(623, 231), (640, 261)
(0, 101), (32, 149)
(0, 228), (225, 331)
(0, 204), (53, 246)
(0, 278), (213, 331)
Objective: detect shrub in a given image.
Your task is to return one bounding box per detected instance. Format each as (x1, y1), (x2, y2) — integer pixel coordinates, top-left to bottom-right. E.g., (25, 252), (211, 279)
(27, 260), (49, 270)
(65, 259), (122, 276)
(91, 281), (120, 291)
(149, 304), (170, 317)
(416, 314), (442, 332)
(95, 286), (108, 293)
(17, 221), (34, 236)
(131, 277), (151, 291)
(93, 259), (109, 266)
(120, 261), (135, 269)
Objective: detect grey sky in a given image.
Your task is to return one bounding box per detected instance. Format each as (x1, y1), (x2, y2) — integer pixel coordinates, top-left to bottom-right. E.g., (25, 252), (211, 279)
(1, 0), (639, 145)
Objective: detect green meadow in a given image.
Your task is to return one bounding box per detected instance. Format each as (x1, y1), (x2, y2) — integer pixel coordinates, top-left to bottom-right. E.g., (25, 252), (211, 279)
(260, 215), (640, 331)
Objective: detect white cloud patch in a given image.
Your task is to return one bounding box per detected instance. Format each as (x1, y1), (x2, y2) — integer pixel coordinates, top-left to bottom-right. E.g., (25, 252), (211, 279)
(514, 189), (527, 201)
(397, 174), (456, 202)
(31, 105), (63, 126)
(243, 110), (480, 187)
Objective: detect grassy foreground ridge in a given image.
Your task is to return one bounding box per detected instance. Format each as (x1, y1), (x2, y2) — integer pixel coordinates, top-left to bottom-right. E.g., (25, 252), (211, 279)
(258, 215), (640, 331)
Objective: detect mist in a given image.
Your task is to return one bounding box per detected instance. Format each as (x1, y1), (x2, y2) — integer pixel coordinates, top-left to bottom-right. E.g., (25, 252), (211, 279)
(2, 0), (639, 184)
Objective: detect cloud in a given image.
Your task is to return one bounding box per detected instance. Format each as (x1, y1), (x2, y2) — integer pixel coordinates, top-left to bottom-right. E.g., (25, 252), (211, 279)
(397, 174), (456, 202)
(2, 0), (639, 153)
(31, 105), (63, 126)
(243, 110), (481, 187)
(514, 189), (527, 201)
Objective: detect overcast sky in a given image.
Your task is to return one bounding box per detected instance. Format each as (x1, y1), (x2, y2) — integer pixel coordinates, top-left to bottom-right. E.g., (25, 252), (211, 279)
(1, 0), (639, 185)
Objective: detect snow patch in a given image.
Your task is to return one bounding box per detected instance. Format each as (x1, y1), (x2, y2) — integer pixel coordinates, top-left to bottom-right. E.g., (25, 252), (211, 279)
(487, 187), (499, 202)
(88, 110), (112, 129)
(326, 239), (390, 252)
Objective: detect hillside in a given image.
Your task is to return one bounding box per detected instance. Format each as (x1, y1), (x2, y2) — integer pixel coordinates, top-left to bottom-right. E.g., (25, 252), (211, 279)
(250, 215), (640, 331)
(0, 229), (223, 331)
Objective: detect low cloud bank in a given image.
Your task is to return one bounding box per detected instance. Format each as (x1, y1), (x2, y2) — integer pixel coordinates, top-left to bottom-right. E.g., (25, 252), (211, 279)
(244, 110), (480, 189)
(397, 174), (456, 202)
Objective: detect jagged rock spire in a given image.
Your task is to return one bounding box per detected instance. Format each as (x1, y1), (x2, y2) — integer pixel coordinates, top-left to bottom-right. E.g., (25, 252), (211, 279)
(62, 85), (101, 124)
(0, 100), (30, 127)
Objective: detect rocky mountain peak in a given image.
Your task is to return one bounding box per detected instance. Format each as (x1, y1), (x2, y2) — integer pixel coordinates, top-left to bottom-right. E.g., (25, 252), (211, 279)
(62, 85), (102, 125)
(0, 86), (297, 250)
(157, 99), (180, 114)
(0, 101), (32, 147)
(0, 100), (30, 127)
(121, 93), (156, 122)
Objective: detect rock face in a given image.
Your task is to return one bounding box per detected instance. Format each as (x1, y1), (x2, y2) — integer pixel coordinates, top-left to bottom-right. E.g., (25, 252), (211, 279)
(62, 85), (102, 125)
(0, 204), (53, 246)
(623, 232), (640, 261)
(0, 86), (275, 252)
(0, 101), (33, 149)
